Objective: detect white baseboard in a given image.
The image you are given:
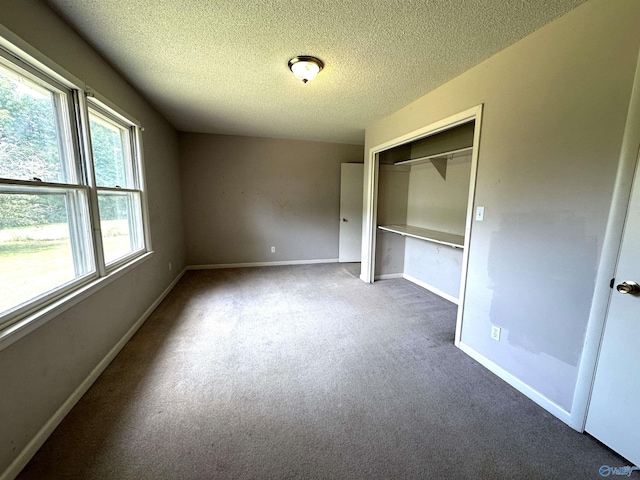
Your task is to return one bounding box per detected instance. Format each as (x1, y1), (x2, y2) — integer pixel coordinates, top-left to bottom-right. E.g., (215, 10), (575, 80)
(374, 273), (404, 280)
(402, 273), (459, 305)
(0, 268), (186, 480)
(457, 341), (572, 427)
(188, 258), (339, 270)
(372, 273), (459, 305)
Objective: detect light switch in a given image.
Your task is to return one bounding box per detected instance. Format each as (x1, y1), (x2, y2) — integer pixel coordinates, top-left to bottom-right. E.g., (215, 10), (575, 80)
(475, 206), (485, 221)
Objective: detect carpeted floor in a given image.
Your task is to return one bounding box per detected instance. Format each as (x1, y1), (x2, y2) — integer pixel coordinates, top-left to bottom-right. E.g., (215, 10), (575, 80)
(17, 263), (625, 479)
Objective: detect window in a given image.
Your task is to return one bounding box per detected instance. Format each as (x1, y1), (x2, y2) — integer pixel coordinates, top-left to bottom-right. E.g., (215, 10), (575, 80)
(0, 45), (149, 331)
(88, 105), (145, 266)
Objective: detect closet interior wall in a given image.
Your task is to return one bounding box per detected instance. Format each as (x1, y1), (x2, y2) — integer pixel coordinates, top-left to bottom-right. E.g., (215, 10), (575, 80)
(374, 122), (474, 302)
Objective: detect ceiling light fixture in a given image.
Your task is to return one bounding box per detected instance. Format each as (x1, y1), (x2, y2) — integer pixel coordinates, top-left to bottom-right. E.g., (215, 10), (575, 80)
(288, 56), (324, 83)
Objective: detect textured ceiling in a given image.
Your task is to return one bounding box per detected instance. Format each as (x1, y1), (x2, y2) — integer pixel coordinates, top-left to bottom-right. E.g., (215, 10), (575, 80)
(46, 0), (586, 145)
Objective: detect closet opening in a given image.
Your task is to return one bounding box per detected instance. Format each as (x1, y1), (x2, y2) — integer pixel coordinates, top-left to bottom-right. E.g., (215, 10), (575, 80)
(361, 105), (483, 346)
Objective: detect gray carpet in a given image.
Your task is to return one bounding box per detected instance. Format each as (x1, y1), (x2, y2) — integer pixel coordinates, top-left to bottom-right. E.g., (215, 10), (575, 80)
(17, 263), (624, 479)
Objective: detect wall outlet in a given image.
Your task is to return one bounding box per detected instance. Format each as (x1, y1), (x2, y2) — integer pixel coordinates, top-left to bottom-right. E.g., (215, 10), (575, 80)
(491, 325), (501, 342)
(271, 246), (276, 253)
(168, 262), (172, 271)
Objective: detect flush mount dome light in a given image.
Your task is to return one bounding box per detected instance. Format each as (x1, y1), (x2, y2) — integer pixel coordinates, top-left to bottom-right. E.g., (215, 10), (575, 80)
(288, 56), (324, 83)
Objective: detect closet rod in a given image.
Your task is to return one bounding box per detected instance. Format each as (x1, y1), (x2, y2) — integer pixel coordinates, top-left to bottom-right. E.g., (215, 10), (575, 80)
(394, 146), (473, 166)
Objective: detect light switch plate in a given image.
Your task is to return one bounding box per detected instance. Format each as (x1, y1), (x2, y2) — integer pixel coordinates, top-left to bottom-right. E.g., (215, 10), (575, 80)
(475, 206), (485, 221)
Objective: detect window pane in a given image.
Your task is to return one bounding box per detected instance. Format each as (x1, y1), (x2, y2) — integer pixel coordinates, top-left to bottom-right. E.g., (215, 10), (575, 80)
(98, 192), (143, 264)
(0, 62), (72, 183)
(0, 191), (94, 316)
(89, 111), (133, 188)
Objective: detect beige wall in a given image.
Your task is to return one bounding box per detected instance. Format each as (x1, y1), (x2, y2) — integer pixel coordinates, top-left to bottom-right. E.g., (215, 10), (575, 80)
(0, 0), (185, 475)
(366, 0), (640, 412)
(375, 166), (409, 276)
(403, 155), (471, 297)
(179, 133), (363, 266)
(374, 156), (470, 292)
(407, 155), (471, 236)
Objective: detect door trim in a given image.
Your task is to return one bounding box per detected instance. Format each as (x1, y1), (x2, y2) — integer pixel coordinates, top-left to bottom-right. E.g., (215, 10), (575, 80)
(572, 48), (640, 432)
(360, 104), (483, 347)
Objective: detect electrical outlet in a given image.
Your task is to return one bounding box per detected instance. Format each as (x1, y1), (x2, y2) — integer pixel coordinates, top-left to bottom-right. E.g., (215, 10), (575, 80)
(491, 325), (501, 342)
(168, 262), (172, 271)
(271, 246), (276, 253)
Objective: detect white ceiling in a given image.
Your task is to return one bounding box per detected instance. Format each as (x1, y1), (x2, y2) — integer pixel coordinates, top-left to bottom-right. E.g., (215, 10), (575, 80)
(46, 0), (586, 145)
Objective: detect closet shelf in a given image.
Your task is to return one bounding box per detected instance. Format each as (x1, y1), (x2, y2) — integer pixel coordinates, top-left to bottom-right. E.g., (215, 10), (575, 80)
(393, 146), (473, 167)
(378, 225), (464, 249)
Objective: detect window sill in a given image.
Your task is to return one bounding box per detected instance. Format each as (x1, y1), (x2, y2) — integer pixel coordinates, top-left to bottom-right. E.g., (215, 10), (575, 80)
(0, 251), (154, 352)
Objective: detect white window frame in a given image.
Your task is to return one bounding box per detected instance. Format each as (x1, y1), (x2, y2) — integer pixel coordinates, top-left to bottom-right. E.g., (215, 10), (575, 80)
(0, 31), (152, 349)
(86, 98), (151, 273)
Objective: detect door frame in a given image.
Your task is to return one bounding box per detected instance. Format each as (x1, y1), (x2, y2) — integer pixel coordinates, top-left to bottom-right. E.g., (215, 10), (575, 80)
(360, 104), (483, 347)
(571, 49), (640, 431)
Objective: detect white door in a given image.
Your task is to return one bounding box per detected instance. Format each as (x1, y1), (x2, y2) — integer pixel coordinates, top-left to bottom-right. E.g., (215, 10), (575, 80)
(338, 163), (364, 262)
(586, 153), (640, 466)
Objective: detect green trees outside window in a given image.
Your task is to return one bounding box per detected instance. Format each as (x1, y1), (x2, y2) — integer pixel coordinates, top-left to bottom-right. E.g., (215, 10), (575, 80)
(0, 49), (147, 326)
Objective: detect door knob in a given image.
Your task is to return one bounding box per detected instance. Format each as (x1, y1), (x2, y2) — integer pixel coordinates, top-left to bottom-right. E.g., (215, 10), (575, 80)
(341, 218), (348, 222)
(616, 281), (640, 295)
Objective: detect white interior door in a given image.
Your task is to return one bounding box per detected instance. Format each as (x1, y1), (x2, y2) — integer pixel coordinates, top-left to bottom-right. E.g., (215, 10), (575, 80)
(586, 153), (640, 466)
(339, 163), (364, 262)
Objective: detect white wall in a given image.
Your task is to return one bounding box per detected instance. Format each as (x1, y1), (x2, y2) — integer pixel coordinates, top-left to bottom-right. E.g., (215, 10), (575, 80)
(0, 0), (185, 476)
(365, 0), (640, 415)
(179, 133), (363, 266)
